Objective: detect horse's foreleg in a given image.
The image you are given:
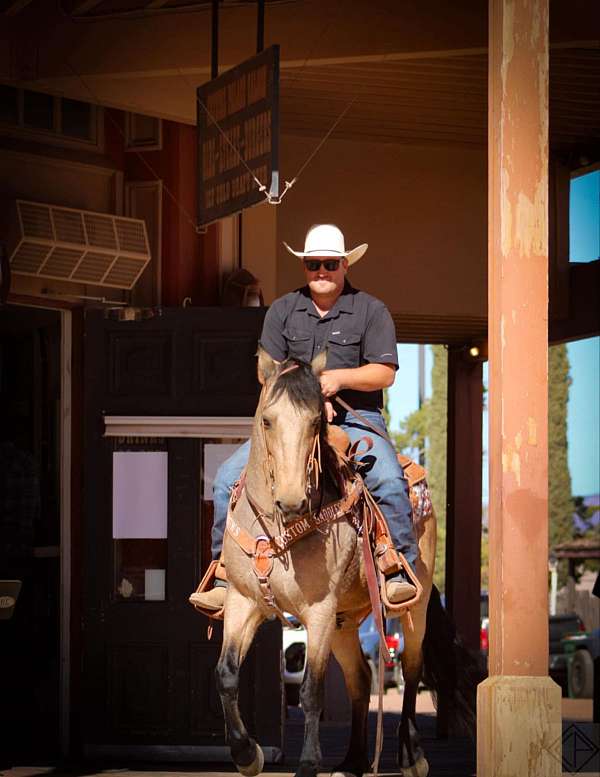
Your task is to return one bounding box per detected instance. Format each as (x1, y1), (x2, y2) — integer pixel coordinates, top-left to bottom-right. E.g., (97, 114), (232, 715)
(216, 588), (265, 777)
(398, 607), (429, 777)
(329, 626), (371, 777)
(296, 611), (336, 777)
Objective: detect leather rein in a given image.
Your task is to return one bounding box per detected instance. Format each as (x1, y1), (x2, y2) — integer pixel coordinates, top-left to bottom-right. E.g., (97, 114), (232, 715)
(226, 475), (364, 627)
(225, 363), (368, 627)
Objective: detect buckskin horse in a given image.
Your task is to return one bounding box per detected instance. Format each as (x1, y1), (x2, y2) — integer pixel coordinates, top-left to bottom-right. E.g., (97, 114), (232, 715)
(210, 349), (476, 777)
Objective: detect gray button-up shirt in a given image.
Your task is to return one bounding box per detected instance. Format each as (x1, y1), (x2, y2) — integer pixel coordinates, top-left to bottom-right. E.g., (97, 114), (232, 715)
(259, 282), (398, 411)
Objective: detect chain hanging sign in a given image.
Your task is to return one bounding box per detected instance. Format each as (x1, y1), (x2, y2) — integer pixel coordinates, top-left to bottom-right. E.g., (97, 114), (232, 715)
(197, 45), (280, 227)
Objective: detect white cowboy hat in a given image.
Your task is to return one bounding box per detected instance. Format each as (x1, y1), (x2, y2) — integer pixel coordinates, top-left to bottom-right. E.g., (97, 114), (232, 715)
(283, 224), (368, 266)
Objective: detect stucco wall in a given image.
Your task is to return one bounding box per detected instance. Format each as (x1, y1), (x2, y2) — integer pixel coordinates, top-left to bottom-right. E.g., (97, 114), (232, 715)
(275, 135), (488, 318)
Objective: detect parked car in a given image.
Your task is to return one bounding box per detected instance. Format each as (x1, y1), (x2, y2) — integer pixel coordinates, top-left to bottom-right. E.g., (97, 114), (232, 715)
(359, 613), (404, 693)
(282, 612), (405, 704)
(479, 593), (586, 694)
(562, 627), (599, 698)
(282, 614), (307, 706)
(548, 612), (586, 694)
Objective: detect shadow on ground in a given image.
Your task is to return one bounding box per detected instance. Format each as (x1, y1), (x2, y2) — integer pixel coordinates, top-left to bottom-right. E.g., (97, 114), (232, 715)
(283, 706), (476, 776)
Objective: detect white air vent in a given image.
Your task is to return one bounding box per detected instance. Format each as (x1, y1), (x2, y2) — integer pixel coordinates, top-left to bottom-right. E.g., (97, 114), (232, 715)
(8, 200), (151, 290)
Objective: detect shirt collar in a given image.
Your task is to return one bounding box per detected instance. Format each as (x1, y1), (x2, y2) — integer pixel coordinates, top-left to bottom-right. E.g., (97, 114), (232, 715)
(294, 281), (355, 318)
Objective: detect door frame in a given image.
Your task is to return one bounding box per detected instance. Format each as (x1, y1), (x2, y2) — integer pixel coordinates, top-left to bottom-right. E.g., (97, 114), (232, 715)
(5, 301), (74, 757)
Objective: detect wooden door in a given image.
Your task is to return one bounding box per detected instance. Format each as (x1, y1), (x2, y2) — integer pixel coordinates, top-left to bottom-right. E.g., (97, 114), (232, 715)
(81, 307), (282, 760)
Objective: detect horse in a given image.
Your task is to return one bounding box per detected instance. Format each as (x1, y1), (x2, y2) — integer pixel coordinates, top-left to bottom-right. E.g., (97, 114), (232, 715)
(215, 348), (476, 777)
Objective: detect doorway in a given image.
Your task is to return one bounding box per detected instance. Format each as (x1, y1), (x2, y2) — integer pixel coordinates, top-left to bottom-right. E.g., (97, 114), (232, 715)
(0, 305), (63, 763)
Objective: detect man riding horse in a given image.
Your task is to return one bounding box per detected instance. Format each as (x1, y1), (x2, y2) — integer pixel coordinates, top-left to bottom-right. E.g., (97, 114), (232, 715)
(192, 223), (418, 611)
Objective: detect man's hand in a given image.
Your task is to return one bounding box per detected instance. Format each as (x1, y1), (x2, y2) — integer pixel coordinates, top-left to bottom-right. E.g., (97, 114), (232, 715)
(319, 364), (396, 398)
(319, 369), (345, 398)
(324, 400), (337, 423)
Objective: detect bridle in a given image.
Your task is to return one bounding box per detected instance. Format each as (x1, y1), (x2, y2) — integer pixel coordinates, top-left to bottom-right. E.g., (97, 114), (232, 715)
(252, 362), (324, 523)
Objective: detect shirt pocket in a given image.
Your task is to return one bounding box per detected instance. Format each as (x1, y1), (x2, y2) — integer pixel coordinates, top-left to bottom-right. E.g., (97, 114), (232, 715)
(283, 327), (313, 363)
(327, 330), (362, 368)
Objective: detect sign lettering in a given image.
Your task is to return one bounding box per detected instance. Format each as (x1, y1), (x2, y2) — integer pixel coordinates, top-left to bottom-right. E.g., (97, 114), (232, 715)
(197, 46), (279, 226)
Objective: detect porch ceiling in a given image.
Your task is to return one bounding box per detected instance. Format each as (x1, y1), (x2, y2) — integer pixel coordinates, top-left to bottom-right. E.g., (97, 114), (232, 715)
(2, 2), (599, 154)
(392, 314), (487, 346)
(5, 48), (597, 155)
(280, 49), (600, 152)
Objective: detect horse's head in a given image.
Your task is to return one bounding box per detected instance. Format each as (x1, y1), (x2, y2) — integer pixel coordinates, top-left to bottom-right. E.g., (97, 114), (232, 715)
(256, 347), (327, 522)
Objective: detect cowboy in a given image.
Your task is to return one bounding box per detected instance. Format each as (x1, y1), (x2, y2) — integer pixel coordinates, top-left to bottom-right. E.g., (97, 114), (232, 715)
(193, 224), (418, 611)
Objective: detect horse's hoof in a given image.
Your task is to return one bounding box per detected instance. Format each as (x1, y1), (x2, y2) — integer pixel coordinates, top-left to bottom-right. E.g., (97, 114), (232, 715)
(237, 743), (264, 776)
(331, 771), (360, 777)
(400, 756), (429, 777)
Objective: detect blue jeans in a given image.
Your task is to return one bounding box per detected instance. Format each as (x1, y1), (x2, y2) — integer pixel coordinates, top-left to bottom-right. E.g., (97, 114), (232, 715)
(211, 410), (418, 571)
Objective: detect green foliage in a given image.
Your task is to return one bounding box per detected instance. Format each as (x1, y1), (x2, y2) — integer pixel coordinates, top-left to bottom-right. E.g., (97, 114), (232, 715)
(428, 345), (448, 591)
(382, 389), (391, 429)
(573, 497), (599, 536)
(548, 344), (575, 556)
(388, 346), (448, 590)
(480, 526), (489, 591)
(391, 400), (429, 461)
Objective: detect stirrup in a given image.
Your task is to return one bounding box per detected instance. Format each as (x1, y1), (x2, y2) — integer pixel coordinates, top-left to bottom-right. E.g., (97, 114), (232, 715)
(379, 552), (423, 616)
(189, 559), (226, 621)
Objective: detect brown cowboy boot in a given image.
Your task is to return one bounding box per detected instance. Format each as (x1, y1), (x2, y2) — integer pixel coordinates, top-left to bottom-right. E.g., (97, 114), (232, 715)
(189, 584), (227, 611)
(386, 571), (417, 604)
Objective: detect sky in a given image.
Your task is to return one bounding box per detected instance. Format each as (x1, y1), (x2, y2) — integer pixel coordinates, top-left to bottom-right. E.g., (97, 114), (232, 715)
(567, 170), (600, 497)
(388, 169), (600, 502)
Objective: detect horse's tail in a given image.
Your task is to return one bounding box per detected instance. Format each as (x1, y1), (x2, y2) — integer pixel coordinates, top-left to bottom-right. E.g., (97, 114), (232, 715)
(421, 584), (482, 739)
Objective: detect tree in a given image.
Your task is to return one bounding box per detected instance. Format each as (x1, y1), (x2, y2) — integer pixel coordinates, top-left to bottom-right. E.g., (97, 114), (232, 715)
(390, 346), (448, 590)
(392, 400), (429, 462)
(427, 345), (448, 591)
(548, 344), (575, 552)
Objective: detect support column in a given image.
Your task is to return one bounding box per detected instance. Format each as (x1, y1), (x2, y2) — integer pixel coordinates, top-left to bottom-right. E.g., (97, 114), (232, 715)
(445, 347), (483, 654)
(478, 2), (562, 776)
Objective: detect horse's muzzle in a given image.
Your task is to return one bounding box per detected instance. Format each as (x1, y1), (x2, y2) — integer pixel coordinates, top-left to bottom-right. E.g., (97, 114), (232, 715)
(275, 497), (309, 521)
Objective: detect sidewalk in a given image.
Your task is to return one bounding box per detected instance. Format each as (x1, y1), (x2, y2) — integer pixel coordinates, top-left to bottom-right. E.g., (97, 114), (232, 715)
(1, 691), (595, 777)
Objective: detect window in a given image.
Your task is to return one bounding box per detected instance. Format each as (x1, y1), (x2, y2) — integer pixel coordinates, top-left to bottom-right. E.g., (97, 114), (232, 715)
(125, 112), (162, 151)
(113, 449), (168, 602)
(0, 85), (101, 149)
(23, 89), (53, 130)
(0, 85), (19, 124)
(61, 97), (93, 140)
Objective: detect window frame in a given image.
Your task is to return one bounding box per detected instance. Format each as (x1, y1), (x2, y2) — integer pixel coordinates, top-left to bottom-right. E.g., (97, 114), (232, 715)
(0, 86), (104, 152)
(124, 112), (163, 152)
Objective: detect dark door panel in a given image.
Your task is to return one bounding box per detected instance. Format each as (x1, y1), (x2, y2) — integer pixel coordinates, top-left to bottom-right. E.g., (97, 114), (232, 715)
(82, 307), (282, 757)
(85, 308), (264, 416)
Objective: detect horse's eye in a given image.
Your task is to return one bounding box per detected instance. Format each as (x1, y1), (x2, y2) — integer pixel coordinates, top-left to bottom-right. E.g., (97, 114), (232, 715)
(262, 418), (271, 429)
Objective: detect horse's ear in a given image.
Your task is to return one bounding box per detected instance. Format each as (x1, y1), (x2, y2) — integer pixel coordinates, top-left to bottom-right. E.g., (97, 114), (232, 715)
(257, 347), (278, 385)
(311, 349), (327, 377)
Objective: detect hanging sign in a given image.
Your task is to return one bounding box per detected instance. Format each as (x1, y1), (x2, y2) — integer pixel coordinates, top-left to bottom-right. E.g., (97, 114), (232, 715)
(197, 45), (280, 227)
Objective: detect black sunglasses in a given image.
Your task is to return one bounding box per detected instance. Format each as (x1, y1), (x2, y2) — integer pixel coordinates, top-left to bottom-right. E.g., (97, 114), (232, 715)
(303, 258), (342, 272)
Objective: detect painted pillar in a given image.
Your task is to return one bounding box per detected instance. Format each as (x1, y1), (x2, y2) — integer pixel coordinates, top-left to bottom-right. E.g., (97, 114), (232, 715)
(478, 1), (562, 775)
(445, 347), (483, 654)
